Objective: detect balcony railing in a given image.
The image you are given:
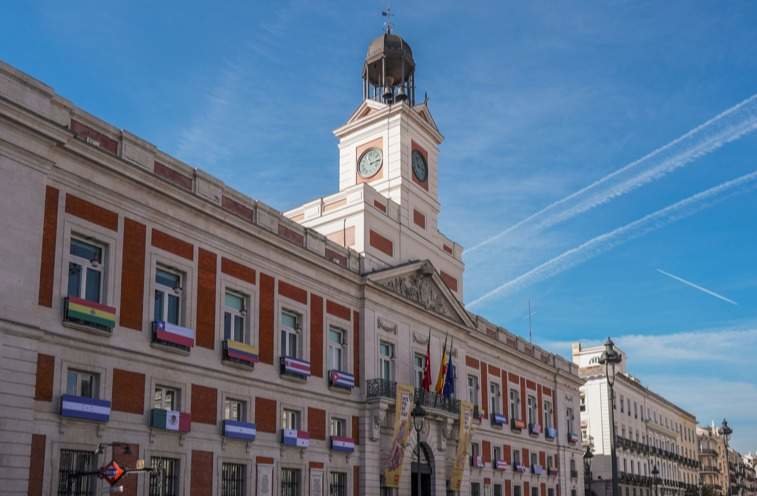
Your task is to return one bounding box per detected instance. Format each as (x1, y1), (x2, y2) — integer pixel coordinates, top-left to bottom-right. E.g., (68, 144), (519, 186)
(366, 379), (460, 414)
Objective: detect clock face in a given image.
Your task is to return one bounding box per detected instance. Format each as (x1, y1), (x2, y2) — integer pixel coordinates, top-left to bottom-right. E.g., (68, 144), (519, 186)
(411, 150), (428, 182)
(358, 148), (383, 178)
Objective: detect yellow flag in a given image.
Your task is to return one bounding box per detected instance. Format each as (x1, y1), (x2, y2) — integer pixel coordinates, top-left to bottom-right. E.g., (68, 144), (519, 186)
(434, 335), (448, 394)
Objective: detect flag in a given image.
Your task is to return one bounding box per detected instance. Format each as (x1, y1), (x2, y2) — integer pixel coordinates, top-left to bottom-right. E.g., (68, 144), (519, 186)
(151, 408), (190, 432)
(434, 335), (449, 394)
(422, 331), (432, 392)
(443, 339), (455, 399)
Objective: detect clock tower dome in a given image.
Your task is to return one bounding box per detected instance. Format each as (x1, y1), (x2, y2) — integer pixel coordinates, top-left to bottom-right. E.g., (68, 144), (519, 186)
(285, 27), (464, 299)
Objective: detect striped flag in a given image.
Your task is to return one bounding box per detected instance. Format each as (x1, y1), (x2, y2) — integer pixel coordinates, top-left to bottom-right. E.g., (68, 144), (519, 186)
(434, 335), (449, 394)
(151, 408), (190, 432)
(422, 330), (431, 392)
(443, 338), (455, 399)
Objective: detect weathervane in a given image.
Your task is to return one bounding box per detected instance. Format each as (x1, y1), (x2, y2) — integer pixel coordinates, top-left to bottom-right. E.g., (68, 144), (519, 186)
(382, 7), (394, 34)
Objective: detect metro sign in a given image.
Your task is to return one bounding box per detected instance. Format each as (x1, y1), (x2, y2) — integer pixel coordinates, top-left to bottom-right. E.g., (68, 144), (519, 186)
(99, 460), (125, 486)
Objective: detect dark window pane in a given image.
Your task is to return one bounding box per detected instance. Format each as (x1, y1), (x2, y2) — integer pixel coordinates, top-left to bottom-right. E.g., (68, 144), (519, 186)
(156, 269), (180, 288)
(154, 290), (163, 322)
(68, 263), (82, 297)
(70, 239), (101, 262)
(167, 295), (179, 325)
(224, 312), (232, 340)
(85, 268), (101, 302)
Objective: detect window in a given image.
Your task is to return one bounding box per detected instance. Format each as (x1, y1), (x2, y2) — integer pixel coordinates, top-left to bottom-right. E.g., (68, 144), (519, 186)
(149, 457), (180, 496)
(67, 237), (104, 303)
(627, 398), (631, 416)
(471, 482), (481, 496)
(282, 408), (301, 431)
(510, 389), (520, 419)
(280, 310), (302, 358)
(224, 398), (246, 422)
(531, 453), (537, 467)
(471, 442), (480, 461)
(494, 446), (501, 462)
(153, 385), (180, 411)
(494, 485), (503, 496)
(620, 394), (624, 413)
(223, 290), (248, 342)
(330, 417), (346, 437)
(580, 393), (586, 412)
(566, 407), (575, 434)
(379, 341), (394, 381)
(544, 399), (553, 429)
(468, 375), (480, 407)
(154, 267), (182, 325)
(634, 402), (638, 419)
(490, 382), (501, 415)
(329, 472), (347, 496)
(514, 485), (522, 496)
(329, 326), (347, 371)
(66, 369), (99, 399)
(58, 449), (96, 496)
(527, 395), (537, 424)
(221, 463), (246, 496)
(513, 449), (521, 466)
(281, 468), (301, 496)
(548, 489), (555, 496)
(414, 353), (425, 388)
(532, 486), (539, 496)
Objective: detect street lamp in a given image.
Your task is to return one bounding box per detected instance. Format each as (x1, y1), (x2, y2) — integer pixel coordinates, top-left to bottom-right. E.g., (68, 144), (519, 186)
(719, 419), (733, 496)
(584, 445), (594, 496)
(598, 337), (623, 496)
(653, 465), (661, 496)
(412, 402), (427, 496)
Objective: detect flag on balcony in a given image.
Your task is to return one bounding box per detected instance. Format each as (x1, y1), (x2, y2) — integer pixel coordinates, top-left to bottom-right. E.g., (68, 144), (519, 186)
(64, 296), (117, 330)
(153, 321), (195, 348)
(422, 330), (431, 392)
(60, 394), (111, 422)
(223, 420), (256, 441)
(223, 340), (258, 366)
(151, 408), (190, 432)
(443, 338), (455, 399)
(281, 429), (309, 448)
(330, 436), (355, 453)
(495, 459), (509, 470)
(434, 335), (448, 394)
(329, 370), (355, 390)
(280, 356), (311, 378)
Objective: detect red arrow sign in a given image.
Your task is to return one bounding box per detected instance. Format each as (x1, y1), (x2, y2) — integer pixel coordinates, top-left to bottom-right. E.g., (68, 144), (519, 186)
(99, 460), (125, 486)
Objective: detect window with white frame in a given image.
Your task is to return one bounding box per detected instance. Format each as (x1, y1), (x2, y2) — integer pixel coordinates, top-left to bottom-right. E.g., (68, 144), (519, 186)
(330, 417), (346, 437)
(468, 375), (480, 407)
(490, 382), (501, 415)
(510, 389), (520, 419)
(66, 369), (99, 399)
(514, 485), (521, 496)
(379, 341), (394, 382)
(567, 407), (575, 434)
(224, 397), (246, 422)
(154, 266), (183, 325)
(282, 408), (301, 431)
(414, 353), (425, 388)
(328, 326), (346, 372)
(280, 310), (302, 358)
(223, 290), (248, 342)
(471, 442), (480, 459)
(513, 449), (521, 466)
(531, 452), (537, 467)
(527, 395), (537, 425)
(494, 446), (501, 462)
(544, 399), (553, 429)
(153, 385), (180, 411)
(67, 237), (105, 303)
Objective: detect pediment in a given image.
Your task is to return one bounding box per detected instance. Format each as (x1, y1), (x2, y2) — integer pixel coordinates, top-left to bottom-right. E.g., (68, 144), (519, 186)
(367, 260), (474, 327)
(344, 99), (387, 126)
(412, 103), (440, 134)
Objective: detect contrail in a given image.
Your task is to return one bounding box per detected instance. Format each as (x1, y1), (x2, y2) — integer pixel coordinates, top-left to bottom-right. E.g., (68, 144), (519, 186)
(465, 94), (757, 256)
(656, 269), (738, 306)
(466, 170), (757, 308)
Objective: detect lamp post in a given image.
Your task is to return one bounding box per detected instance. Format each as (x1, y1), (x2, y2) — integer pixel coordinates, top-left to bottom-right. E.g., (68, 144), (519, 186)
(653, 465), (661, 496)
(719, 419), (733, 496)
(584, 445), (594, 496)
(412, 401), (427, 496)
(598, 338), (623, 496)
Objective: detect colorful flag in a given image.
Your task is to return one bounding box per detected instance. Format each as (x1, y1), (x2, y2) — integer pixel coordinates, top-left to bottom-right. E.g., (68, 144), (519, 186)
(434, 335), (449, 394)
(422, 331), (431, 392)
(151, 408), (190, 432)
(443, 338), (455, 399)
(383, 383), (414, 487)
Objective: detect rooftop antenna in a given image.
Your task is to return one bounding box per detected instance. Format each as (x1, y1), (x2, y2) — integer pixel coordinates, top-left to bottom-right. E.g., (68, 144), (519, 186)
(381, 7), (394, 34)
(528, 299), (533, 344)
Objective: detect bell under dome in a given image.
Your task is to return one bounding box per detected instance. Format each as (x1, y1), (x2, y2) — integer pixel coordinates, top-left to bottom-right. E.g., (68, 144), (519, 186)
(362, 30), (416, 105)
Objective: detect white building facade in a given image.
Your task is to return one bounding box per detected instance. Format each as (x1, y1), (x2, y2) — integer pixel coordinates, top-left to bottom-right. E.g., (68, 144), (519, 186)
(573, 343), (698, 496)
(0, 30), (585, 496)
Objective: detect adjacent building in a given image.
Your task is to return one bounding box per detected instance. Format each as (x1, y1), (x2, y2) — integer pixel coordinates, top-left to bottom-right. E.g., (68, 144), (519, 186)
(698, 424), (728, 496)
(573, 343), (699, 496)
(0, 28), (585, 496)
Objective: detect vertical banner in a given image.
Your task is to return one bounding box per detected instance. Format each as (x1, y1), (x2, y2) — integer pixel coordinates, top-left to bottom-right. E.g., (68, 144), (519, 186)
(383, 383), (415, 488)
(451, 400), (474, 491)
(257, 463), (273, 496)
(310, 469), (324, 496)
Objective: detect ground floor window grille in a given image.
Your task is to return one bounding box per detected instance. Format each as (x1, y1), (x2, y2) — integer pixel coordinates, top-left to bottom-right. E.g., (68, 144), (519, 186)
(221, 463), (246, 496)
(58, 449), (97, 496)
(149, 457), (180, 496)
(329, 472), (347, 496)
(281, 468), (301, 496)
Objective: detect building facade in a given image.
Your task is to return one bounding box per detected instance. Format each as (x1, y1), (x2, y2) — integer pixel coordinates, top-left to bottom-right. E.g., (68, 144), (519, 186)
(573, 343), (698, 496)
(0, 31), (585, 496)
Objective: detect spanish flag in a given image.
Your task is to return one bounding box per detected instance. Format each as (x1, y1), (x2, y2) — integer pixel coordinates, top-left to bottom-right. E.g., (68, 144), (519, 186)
(434, 335), (449, 394)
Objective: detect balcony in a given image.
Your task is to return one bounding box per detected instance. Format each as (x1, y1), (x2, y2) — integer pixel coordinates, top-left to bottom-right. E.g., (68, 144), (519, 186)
(60, 394), (111, 422)
(491, 413), (507, 427)
(471, 455), (484, 468)
(330, 436), (355, 453)
(222, 339), (258, 367)
(529, 423), (543, 435)
(152, 320), (195, 351)
(223, 420), (256, 441)
(365, 379), (460, 415)
(545, 427), (557, 440)
(63, 296), (116, 332)
(281, 429), (309, 448)
(279, 356), (311, 379)
(328, 370), (355, 390)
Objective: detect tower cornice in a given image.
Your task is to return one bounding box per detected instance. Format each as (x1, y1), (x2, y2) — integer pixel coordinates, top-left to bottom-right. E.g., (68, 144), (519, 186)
(333, 100), (443, 144)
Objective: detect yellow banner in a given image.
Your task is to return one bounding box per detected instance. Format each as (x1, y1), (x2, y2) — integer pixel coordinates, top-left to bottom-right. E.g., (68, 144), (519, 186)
(450, 400), (474, 491)
(383, 383), (415, 488)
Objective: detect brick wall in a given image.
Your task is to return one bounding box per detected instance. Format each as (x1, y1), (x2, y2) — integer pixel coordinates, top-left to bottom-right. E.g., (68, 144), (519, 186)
(258, 274), (275, 364)
(190, 450), (213, 496)
(111, 369), (145, 414)
(27, 434), (46, 496)
(151, 229), (193, 260)
(256, 397), (277, 433)
(310, 294), (323, 377)
(308, 407), (326, 440)
(65, 193), (118, 231)
(196, 248), (216, 350)
(114, 443), (139, 496)
(37, 186), (58, 307)
(191, 384), (217, 424)
(221, 257), (255, 284)
(352, 311), (360, 384)
(120, 219), (146, 330)
(34, 353), (54, 401)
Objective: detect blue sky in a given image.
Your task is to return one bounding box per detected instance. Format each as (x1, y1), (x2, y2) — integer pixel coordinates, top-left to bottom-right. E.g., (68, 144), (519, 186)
(4, 1), (756, 451)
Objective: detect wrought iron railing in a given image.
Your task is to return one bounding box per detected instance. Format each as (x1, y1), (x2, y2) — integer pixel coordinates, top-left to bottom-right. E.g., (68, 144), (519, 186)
(365, 378), (460, 414)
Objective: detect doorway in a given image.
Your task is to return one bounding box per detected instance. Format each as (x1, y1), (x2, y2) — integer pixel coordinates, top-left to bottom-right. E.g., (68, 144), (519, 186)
(411, 442), (434, 496)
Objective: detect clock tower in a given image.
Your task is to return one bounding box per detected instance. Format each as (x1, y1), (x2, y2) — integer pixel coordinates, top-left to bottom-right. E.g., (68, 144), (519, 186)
(285, 28), (464, 299)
